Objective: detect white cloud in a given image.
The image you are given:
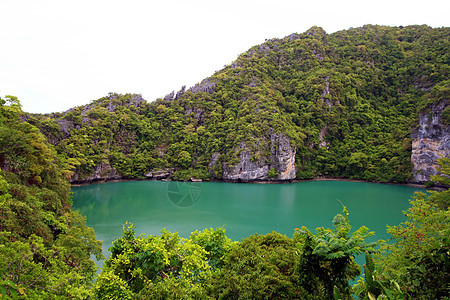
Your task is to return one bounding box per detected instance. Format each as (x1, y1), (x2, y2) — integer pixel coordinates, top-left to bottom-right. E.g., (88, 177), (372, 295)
(1, 0), (448, 113)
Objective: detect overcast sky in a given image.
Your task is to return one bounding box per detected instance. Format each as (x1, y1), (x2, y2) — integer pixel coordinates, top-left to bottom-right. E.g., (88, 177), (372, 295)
(1, 0), (449, 114)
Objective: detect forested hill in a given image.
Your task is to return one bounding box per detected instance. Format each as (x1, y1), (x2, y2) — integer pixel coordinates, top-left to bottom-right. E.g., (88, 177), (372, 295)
(29, 25), (449, 184)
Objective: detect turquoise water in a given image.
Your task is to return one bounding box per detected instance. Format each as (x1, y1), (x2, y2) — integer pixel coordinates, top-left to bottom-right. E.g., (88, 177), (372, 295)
(72, 180), (424, 267)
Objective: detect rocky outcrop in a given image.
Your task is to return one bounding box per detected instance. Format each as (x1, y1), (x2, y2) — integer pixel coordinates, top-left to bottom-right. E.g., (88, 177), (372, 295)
(208, 152), (221, 178)
(70, 161), (121, 183)
(318, 125), (328, 148)
(127, 94), (145, 108)
(164, 91), (175, 102)
(185, 107), (204, 123)
(222, 142), (269, 181)
(411, 100), (449, 182)
(145, 168), (175, 180)
(270, 133), (297, 180)
(56, 119), (75, 139)
(222, 133), (296, 181)
(175, 86), (186, 100)
(189, 78), (216, 95)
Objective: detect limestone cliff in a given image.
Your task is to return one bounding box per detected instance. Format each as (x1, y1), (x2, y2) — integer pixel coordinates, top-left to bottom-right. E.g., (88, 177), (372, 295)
(70, 161), (122, 184)
(222, 133), (296, 181)
(411, 100), (449, 182)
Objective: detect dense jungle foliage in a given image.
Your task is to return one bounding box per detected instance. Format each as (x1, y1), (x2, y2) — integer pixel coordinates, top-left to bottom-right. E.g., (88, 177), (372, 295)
(0, 97), (103, 298)
(28, 25), (449, 183)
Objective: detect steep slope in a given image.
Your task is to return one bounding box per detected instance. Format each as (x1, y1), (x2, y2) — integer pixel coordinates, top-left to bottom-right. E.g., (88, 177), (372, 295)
(29, 25), (449, 183)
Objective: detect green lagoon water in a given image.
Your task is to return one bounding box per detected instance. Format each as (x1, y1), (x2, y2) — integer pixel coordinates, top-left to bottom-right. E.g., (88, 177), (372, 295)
(72, 180), (425, 266)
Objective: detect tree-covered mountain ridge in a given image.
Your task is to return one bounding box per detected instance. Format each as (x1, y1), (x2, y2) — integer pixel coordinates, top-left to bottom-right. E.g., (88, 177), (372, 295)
(29, 24), (449, 184)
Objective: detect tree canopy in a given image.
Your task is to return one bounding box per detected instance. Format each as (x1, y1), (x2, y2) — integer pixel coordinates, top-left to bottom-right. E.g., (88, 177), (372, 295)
(0, 96), (103, 298)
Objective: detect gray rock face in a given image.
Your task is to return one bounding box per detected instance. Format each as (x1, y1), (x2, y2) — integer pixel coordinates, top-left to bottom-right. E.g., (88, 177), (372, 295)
(189, 78), (216, 95)
(128, 94), (145, 108)
(288, 33), (300, 41)
(164, 91), (175, 102)
(70, 161), (121, 183)
(145, 168), (174, 180)
(223, 142), (269, 181)
(222, 133), (296, 181)
(231, 62), (240, 69)
(411, 100), (449, 182)
(318, 125), (328, 148)
(321, 76), (333, 107)
(270, 133), (297, 180)
(185, 107), (204, 123)
(57, 119), (75, 138)
(175, 86), (186, 100)
(106, 101), (118, 112)
(208, 152), (221, 177)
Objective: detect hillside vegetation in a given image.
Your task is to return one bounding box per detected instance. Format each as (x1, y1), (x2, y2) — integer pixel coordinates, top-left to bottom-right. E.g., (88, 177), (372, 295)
(0, 97), (103, 298)
(28, 25), (449, 183)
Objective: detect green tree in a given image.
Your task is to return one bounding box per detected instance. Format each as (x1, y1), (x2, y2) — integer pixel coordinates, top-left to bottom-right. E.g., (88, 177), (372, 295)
(0, 96), (103, 298)
(295, 206), (378, 299)
(356, 158), (450, 299)
(373, 191), (449, 298)
(205, 232), (299, 299)
(95, 223), (226, 299)
(177, 150), (192, 169)
(431, 156), (450, 187)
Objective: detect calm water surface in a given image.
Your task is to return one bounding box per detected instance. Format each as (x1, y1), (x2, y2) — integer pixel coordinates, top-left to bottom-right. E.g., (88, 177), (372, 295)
(72, 180), (424, 266)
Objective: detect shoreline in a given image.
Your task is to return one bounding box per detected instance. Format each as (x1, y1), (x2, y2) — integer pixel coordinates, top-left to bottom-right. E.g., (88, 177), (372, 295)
(70, 176), (440, 190)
